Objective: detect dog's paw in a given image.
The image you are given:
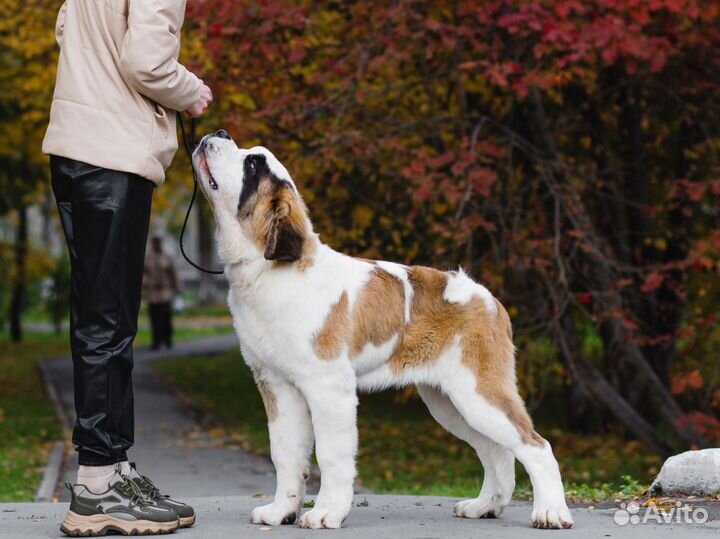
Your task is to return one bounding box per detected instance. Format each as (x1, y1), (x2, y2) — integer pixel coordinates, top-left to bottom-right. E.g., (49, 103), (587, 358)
(531, 503), (574, 529)
(454, 495), (506, 519)
(299, 506), (346, 529)
(251, 502), (298, 526)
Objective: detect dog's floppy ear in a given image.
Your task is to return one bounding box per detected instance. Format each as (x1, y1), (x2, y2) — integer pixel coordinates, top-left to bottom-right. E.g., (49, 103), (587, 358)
(264, 185), (305, 262)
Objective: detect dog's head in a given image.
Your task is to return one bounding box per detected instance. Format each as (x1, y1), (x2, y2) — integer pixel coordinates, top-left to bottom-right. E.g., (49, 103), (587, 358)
(192, 129), (310, 263)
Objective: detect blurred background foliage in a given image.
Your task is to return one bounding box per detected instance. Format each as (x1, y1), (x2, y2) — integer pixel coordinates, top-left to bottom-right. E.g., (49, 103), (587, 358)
(1, 0), (720, 499)
(182, 0), (720, 455)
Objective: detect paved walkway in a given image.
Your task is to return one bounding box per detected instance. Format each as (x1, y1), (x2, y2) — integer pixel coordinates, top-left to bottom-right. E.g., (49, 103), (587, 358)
(39, 335), (278, 501)
(2, 495), (718, 538)
(7, 335), (716, 538)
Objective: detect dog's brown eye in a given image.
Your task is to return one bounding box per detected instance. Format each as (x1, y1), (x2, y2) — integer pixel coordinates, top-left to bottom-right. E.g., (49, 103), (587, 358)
(248, 160), (256, 174)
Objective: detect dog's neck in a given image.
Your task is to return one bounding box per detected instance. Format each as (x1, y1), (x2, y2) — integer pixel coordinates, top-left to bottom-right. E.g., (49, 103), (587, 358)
(214, 211), (320, 282)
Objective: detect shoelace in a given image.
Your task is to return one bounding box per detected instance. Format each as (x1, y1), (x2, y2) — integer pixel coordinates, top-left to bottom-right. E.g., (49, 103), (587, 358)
(137, 474), (163, 500)
(113, 477), (149, 507)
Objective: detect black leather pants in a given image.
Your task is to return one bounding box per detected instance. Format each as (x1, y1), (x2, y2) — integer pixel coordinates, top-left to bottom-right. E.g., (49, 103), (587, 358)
(50, 156), (153, 466)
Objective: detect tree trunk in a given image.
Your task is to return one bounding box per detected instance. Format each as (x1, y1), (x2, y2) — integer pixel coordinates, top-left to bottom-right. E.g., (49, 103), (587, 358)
(526, 86), (708, 451)
(557, 310), (672, 457)
(620, 82), (684, 388)
(9, 205), (27, 342)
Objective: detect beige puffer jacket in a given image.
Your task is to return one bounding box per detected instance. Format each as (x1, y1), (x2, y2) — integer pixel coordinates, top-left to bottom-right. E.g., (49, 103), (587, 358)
(42, 0), (202, 185)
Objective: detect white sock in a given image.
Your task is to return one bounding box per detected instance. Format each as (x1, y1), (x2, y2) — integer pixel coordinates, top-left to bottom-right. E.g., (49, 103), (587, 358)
(77, 461), (131, 493)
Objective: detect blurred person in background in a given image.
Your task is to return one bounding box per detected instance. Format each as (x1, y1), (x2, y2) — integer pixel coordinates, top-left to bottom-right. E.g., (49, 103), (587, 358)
(143, 235), (180, 351)
(42, 0), (212, 535)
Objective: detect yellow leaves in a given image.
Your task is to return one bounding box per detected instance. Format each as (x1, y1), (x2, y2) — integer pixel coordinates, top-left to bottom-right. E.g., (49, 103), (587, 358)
(0, 0), (59, 199)
(352, 205), (375, 229)
(432, 202), (448, 216)
(226, 92), (257, 111)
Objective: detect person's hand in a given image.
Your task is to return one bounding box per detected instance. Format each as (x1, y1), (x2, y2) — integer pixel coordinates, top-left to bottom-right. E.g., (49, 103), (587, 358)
(186, 83), (213, 117)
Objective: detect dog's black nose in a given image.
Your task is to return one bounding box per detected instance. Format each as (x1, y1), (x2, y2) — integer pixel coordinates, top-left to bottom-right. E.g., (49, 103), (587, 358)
(215, 129), (231, 140)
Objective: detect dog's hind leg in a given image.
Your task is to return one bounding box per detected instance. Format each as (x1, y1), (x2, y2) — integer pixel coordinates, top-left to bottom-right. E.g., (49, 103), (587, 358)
(417, 384), (514, 519)
(440, 375), (573, 529)
(250, 370), (314, 526)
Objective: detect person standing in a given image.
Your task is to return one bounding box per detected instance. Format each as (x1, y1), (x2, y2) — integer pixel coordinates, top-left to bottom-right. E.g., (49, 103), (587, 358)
(143, 235), (180, 350)
(42, 0), (212, 535)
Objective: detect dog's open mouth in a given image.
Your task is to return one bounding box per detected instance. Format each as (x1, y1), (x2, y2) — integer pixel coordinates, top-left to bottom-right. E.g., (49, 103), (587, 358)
(196, 149), (218, 190)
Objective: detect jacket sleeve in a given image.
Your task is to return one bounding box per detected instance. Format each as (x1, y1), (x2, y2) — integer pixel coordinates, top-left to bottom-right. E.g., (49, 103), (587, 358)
(119, 0), (202, 112)
(55, 2), (67, 47)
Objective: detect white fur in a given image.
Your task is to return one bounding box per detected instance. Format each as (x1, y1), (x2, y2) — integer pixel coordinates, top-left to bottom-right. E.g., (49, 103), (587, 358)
(376, 260), (414, 321)
(352, 335), (400, 376)
(192, 136), (573, 530)
(444, 268), (497, 315)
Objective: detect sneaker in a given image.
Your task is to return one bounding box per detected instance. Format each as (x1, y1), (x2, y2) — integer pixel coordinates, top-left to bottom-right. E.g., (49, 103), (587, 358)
(129, 463), (196, 528)
(60, 473), (179, 536)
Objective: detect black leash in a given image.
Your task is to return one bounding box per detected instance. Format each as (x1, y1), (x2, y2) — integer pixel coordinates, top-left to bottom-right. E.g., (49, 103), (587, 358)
(177, 113), (224, 275)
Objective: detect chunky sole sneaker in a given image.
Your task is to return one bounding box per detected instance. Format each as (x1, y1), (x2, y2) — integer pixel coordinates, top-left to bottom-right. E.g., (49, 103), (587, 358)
(60, 475), (179, 537)
(129, 463), (195, 529)
(178, 515), (196, 528)
(60, 511), (178, 536)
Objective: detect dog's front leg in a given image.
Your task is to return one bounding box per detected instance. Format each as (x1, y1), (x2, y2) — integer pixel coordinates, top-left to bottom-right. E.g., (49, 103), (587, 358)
(297, 370), (358, 529)
(250, 371), (314, 526)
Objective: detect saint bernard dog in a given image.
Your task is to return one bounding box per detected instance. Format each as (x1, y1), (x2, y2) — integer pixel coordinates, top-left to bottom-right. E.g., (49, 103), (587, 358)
(192, 129), (573, 530)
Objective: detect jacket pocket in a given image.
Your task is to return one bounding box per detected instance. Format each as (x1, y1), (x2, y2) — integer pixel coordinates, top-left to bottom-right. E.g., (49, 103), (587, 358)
(148, 103), (177, 171)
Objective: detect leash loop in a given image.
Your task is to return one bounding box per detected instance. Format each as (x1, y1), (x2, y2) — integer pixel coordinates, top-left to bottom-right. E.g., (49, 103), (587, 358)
(177, 113), (224, 275)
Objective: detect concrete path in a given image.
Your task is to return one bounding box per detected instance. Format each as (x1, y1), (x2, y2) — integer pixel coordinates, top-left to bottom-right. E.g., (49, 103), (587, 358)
(39, 334), (278, 502)
(26, 335), (718, 538)
(2, 495), (718, 539)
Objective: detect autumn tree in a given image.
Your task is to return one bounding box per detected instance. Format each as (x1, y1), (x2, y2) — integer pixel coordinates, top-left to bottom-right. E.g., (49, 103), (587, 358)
(0, 0), (60, 341)
(188, 0), (720, 454)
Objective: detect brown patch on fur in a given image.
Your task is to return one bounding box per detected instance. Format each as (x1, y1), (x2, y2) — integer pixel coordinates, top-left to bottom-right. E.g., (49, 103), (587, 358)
(386, 267), (455, 370)
(296, 256), (315, 272)
(459, 297), (544, 447)
(349, 269), (405, 357)
(383, 266), (543, 447)
(256, 379), (278, 423)
(249, 177), (312, 263)
(312, 262), (542, 446)
(314, 292), (350, 360)
(313, 268), (405, 360)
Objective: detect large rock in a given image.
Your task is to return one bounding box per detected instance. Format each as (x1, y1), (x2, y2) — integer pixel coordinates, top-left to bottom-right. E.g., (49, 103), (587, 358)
(650, 448), (720, 496)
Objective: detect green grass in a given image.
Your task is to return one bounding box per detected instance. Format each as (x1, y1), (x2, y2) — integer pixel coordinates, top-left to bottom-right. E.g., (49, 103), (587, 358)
(135, 325), (232, 346)
(154, 352), (659, 502)
(23, 324), (232, 350)
(24, 301), (233, 330)
(0, 335), (68, 502)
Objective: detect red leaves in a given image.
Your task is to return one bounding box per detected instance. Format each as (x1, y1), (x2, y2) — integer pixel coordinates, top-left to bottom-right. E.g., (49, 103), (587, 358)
(426, 152), (456, 169)
(649, 48), (668, 73)
(676, 411), (720, 444)
(671, 370), (704, 396)
(641, 272), (664, 293)
(288, 42), (306, 65)
(488, 0), (696, 93)
(712, 390), (720, 409)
